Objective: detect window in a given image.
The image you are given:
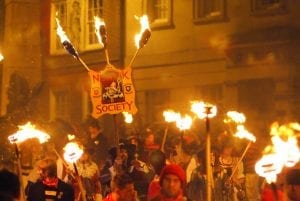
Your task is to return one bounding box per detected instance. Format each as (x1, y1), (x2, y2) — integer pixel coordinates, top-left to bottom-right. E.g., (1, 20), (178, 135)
(193, 0), (226, 24)
(196, 84), (223, 105)
(146, 89), (170, 123)
(50, 0), (103, 54)
(145, 0), (173, 29)
(54, 91), (70, 120)
(251, 0), (287, 15)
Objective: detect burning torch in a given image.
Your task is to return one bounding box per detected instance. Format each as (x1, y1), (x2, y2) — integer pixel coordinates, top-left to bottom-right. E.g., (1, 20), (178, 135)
(191, 101), (217, 201)
(63, 141), (87, 201)
(128, 15), (151, 67)
(161, 110), (181, 152)
(8, 122), (51, 201)
(56, 18), (91, 71)
(94, 16), (111, 65)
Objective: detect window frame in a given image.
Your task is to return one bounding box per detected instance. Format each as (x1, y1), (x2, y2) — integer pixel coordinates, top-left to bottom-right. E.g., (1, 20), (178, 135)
(50, 0), (104, 55)
(144, 0), (174, 30)
(193, 0), (227, 24)
(251, 0), (288, 16)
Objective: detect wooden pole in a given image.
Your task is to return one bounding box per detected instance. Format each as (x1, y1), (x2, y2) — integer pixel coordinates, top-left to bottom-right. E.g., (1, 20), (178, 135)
(14, 143), (25, 201)
(73, 163), (87, 201)
(160, 125), (169, 153)
(205, 117), (212, 201)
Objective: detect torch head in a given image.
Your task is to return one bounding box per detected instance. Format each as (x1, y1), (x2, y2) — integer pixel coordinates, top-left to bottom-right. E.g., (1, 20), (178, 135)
(63, 40), (79, 58)
(139, 29), (151, 49)
(100, 25), (107, 48)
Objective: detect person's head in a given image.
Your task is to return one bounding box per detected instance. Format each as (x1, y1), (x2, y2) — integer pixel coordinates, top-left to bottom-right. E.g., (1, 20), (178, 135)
(0, 169), (20, 199)
(159, 164), (185, 198)
(149, 150), (166, 175)
(88, 121), (102, 139)
(37, 158), (57, 179)
(111, 173), (136, 201)
(144, 129), (155, 146)
(286, 169), (300, 201)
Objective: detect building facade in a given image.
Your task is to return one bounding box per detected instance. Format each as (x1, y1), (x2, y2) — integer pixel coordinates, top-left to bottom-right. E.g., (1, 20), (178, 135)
(0, 0), (300, 139)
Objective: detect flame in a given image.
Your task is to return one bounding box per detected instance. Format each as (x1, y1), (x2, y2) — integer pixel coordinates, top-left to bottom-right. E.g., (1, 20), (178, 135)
(224, 111), (246, 124)
(67, 134), (76, 141)
(63, 142), (84, 163)
(134, 15), (151, 49)
(270, 122), (300, 167)
(191, 101), (217, 119)
(163, 110), (181, 123)
(176, 114), (193, 131)
(55, 17), (70, 43)
(94, 16), (106, 47)
(122, 112), (133, 124)
(255, 153), (283, 184)
(8, 122), (50, 144)
(0, 53), (4, 62)
(234, 125), (256, 142)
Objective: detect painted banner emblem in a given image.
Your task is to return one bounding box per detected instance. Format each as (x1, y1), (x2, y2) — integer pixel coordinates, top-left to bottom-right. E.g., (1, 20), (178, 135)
(89, 66), (137, 118)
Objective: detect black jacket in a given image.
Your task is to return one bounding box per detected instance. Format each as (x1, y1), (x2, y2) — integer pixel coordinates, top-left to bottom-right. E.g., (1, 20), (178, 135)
(27, 179), (74, 201)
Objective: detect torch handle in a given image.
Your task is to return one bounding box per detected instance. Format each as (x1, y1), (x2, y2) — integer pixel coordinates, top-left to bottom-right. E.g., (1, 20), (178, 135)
(53, 148), (75, 179)
(73, 163), (87, 201)
(77, 57), (91, 71)
(105, 49), (111, 65)
(229, 141), (252, 180)
(14, 144), (26, 201)
(160, 125), (169, 153)
(128, 49), (139, 68)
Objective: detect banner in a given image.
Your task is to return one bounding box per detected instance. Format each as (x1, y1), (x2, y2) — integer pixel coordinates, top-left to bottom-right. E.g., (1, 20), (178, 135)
(89, 66), (137, 118)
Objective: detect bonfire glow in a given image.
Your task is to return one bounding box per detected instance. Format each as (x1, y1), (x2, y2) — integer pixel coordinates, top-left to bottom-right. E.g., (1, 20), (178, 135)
(8, 122), (50, 144)
(63, 142), (84, 163)
(191, 101), (217, 119)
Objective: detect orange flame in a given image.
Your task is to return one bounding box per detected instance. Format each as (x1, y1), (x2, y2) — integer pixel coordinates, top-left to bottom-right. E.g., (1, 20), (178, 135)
(234, 125), (256, 142)
(55, 17), (70, 43)
(191, 101), (217, 119)
(122, 112), (133, 124)
(0, 53), (3, 62)
(63, 142), (83, 163)
(224, 111), (246, 124)
(134, 15), (150, 49)
(8, 122), (50, 144)
(163, 110), (181, 123)
(67, 134), (76, 141)
(176, 114), (193, 131)
(94, 16), (106, 47)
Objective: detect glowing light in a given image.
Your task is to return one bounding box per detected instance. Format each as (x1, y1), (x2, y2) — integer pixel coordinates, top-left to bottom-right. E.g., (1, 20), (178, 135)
(176, 114), (193, 131)
(224, 111), (246, 124)
(94, 16), (106, 48)
(255, 153), (283, 184)
(63, 142), (83, 163)
(123, 112), (133, 124)
(191, 101), (217, 119)
(0, 53), (4, 62)
(67, 134), (75, 141)
(234, 125), (256, 142)
(134, 15), (151, 49)
(163, 110), (181, 123)
(8, 122), (50, 144)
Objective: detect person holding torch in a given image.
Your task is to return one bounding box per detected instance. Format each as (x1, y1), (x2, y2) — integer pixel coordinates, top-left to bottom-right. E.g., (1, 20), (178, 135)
(27, 158), (74, 201)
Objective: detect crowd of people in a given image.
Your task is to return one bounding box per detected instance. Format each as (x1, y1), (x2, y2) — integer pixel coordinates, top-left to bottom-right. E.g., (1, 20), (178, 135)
(0, 120), (299, 201)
